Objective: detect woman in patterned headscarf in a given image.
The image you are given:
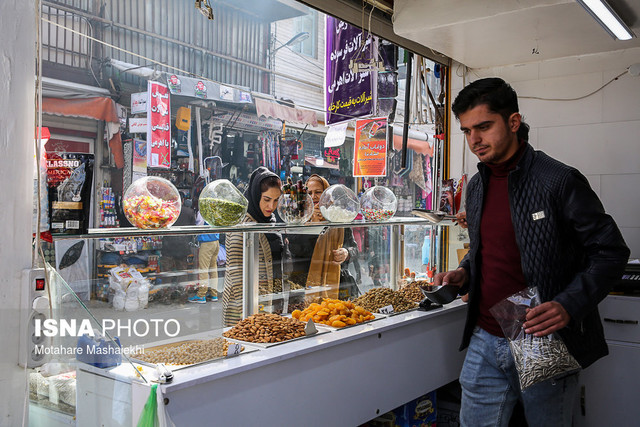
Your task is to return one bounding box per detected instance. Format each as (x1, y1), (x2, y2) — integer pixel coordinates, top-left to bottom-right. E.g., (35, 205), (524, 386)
(221, 167), (284, 326)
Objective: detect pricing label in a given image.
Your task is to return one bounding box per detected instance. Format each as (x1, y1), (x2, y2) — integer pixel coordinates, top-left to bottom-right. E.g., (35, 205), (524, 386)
(305, 319), (318, 335)
(226, 343), (241, 356)
(378, 305), (394, 314)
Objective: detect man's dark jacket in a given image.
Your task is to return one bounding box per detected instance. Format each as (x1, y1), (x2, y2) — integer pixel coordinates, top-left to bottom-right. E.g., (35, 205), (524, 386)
(459, 143), (630, 368)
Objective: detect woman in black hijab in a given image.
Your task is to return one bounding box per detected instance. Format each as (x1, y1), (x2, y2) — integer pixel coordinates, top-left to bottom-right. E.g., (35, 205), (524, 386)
(221, 167), (284, 326)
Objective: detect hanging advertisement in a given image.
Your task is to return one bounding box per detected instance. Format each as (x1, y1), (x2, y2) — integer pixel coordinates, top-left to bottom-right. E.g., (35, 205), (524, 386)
(353, 118), (387, 177)
(147, 81), (171, 169)
(325, 16), (375, 125)
(133, 138), (147, 173)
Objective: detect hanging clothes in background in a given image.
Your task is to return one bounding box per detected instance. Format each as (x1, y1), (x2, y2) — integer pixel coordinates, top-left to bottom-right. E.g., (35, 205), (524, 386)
(259, 131), (280, 173)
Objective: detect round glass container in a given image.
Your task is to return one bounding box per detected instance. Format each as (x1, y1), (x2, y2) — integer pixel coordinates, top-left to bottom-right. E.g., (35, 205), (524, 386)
(360, 186), (398, 221)
(123, 176), (181, 229)
(198, 179), (248, 226)
(318, 184), (360, 222)
(277, 193), (314, 224)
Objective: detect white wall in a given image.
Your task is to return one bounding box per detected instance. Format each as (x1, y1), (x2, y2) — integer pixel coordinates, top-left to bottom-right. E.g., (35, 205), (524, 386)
(449, 48), (640, 259)
(0, 0), (36, 425)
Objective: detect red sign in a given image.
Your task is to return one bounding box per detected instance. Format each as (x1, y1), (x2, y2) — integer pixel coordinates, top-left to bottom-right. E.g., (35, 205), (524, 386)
(353, 117), (387, 177)
(147, 81), (171, 168)
(323, 147), (341, 166)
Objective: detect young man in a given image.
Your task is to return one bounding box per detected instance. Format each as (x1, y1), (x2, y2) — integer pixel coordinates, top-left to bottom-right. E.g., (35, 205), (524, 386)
(435, 77), (630, 426)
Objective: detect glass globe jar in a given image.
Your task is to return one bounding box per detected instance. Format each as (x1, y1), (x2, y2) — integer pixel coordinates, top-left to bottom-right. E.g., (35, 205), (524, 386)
(198, 179), (248, 226)
(360, 186), (398, 221)
(123, 176), (181, 229)
(277, 192), (314, 224)
(318, 184), (360, 222)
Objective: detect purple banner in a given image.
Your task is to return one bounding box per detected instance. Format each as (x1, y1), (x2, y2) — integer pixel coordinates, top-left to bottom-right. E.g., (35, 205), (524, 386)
(325, 17), (374, 125)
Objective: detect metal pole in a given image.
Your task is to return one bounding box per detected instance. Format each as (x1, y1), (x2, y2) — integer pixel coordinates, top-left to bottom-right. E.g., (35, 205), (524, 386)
(242, 232), (259, 318)
(401, 52), (412, 168)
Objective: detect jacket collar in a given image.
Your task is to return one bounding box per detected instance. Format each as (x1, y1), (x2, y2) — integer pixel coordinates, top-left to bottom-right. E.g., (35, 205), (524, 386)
(477, 142), (535, 182)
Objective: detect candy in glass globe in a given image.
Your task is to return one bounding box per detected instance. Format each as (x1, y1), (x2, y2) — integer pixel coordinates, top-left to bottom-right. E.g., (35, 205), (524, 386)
(318, 184), (360, 222)
(198, 179), (248, 226)
(277, 192), (313, 224)
(123, 176), (181, 229)
(360, 186), (398, 221)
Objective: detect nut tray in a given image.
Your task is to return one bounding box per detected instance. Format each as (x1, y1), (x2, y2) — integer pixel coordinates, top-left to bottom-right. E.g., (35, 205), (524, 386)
(223, 327), (330, 348)
(130, 338), (256, 371)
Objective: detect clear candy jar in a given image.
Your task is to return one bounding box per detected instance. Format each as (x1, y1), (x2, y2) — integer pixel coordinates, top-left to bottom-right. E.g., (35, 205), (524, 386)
(277, 193), (313, 224)
(277, 177), (313, 224)
(318, 184), (360, 222)
(360, 186), (398, 221)
(198, 179), (248, 226)
(123, 176), (181, 229)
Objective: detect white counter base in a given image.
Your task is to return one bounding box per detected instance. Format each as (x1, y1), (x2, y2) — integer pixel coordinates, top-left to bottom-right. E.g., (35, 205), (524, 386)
(78, 301), (468, 426)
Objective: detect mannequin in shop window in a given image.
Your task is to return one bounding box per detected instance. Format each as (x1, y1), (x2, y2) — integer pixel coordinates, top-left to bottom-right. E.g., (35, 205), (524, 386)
(287, 174), (361, 303)
(221, 167), (289, 326)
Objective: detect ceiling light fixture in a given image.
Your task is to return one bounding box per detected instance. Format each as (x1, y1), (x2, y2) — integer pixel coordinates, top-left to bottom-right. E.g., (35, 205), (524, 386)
(576, 0), (635, 40)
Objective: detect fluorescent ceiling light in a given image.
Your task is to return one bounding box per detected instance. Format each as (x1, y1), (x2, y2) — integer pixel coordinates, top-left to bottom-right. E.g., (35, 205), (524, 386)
(577, 0), (635, 40)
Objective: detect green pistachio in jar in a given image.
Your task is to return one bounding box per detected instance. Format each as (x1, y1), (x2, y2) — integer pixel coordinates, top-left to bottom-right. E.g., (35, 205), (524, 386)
(199, 197), (246, 226)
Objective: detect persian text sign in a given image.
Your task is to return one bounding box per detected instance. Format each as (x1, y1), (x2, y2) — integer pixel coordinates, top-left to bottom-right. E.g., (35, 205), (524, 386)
(325, 16), (374, 125)
(353, 118), (387, 177)
(147, 81), (171, 168)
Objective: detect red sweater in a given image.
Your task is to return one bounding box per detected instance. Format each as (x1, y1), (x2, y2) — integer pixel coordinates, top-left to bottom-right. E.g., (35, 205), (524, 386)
(477, 145), (527, 336)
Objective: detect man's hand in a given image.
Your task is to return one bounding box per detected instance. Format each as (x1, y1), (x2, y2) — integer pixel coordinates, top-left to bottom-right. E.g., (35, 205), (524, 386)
(455, 212), (468, 229)
(523, 301), (570, 337)
(433, 268), (468, 289)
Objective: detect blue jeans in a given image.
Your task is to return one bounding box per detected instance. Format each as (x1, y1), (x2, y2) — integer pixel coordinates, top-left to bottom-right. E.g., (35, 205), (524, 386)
(459, 327), (579, 427)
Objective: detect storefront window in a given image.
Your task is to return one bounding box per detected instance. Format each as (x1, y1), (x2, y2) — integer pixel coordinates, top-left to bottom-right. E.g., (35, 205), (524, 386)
(32, 1), (453, 421)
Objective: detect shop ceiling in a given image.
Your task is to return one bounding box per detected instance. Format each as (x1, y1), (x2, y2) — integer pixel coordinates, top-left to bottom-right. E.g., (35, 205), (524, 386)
(390, 0), (640, 68)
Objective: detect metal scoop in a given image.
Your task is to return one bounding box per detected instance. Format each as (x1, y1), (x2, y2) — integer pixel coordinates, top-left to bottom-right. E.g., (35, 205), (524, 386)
(420, 284), (459, 305)
(411, 209), (457, 224)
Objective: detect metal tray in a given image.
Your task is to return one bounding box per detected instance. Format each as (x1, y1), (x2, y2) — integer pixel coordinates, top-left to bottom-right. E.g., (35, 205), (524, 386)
(129, 338), (258, 371)
(223, 327), (330, 348)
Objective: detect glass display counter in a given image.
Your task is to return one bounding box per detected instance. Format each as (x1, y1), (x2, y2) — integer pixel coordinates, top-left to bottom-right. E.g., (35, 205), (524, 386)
(27, 217), (465, 426)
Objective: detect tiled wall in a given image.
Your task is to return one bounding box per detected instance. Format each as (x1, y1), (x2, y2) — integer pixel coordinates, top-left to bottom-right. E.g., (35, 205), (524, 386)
(449, 48), (640, 259)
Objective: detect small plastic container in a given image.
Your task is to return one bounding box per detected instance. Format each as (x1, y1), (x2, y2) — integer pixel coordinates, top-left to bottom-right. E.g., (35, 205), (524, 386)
(360, 186), (398, 221)
(277, 193), (314, 224)
(123, 176), (181, 229)
(198, 179), (248, 226)
(318, 184), (360, 222)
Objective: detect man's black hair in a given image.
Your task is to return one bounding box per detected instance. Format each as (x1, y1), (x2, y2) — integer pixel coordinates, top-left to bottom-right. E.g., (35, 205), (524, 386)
(452, 77), (529, 142)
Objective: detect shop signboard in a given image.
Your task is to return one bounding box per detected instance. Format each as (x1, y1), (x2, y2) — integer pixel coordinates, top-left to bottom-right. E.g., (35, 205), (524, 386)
(165, 74), (252, 104)
(323, 146), (341, 167)
(214, 111), (282, 132)
(325, 16), (374, 125)
(131, 92), (147, 114)
(353, 117), (387, 177)
(129, 117), (147, 134)
(147, 81), (171, 169)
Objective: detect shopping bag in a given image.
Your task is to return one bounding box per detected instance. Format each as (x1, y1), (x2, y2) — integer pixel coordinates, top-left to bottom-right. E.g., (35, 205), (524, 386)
(137, 384), (158, 427)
